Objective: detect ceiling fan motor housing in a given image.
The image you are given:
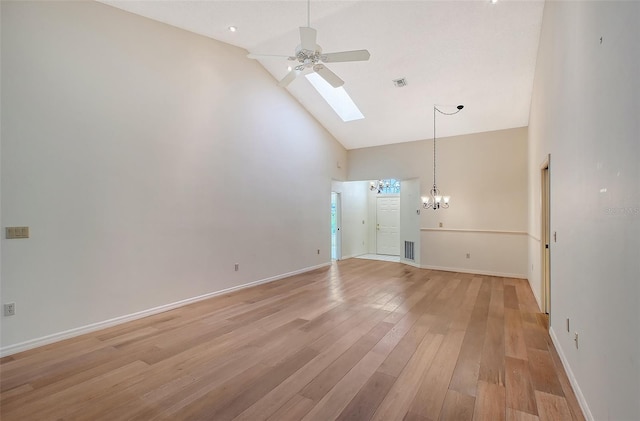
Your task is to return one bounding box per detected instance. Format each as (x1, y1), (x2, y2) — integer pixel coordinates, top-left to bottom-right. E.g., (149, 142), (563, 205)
(295, 44), (322, 68)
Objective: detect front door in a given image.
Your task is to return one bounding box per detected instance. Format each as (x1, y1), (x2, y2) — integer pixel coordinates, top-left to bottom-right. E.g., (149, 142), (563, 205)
(376, 196), (400, 256)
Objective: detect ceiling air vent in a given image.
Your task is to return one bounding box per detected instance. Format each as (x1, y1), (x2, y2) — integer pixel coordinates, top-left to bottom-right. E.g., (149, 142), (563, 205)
(392, 78), (407, 88)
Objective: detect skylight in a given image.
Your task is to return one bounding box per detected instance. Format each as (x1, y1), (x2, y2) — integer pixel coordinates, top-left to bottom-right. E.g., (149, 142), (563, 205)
(305, 73), (364, 122)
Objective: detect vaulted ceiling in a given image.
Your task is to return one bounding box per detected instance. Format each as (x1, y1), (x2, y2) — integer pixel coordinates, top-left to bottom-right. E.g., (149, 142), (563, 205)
(99, 0), (545, 150)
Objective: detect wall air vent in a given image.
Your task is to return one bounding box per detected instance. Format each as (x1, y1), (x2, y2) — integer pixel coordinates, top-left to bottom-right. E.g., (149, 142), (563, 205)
(404, 241), (415, 261)
(392, 78), (408, 88)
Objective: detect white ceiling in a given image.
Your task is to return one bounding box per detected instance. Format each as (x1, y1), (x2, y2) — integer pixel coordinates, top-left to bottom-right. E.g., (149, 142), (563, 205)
(99, 0), (545, 150)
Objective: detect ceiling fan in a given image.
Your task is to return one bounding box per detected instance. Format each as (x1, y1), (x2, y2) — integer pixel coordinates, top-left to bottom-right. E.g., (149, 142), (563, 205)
(247, 0), (370, 88)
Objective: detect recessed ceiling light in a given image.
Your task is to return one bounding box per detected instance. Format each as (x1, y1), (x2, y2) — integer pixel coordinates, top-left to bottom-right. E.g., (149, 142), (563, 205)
(490, 0), (498, 4)
(228, 26), (237, 32)
(287, 66), (293, 72)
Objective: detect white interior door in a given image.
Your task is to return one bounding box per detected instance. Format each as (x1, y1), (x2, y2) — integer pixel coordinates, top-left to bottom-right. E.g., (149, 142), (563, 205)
(376, 196), (400, 255)
(541, 160), (551, 315)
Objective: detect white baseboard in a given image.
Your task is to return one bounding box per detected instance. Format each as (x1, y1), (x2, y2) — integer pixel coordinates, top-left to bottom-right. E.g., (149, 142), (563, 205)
(339, 254), (358, 260)
(549, 327), (593, 421)
(400, 259), (421, 268)
(420, 264), (527, 279)
(0, 262), (331, 357)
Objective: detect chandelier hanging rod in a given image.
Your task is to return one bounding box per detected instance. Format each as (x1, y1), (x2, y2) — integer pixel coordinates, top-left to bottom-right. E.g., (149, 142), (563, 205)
(422, 104), (464, 210)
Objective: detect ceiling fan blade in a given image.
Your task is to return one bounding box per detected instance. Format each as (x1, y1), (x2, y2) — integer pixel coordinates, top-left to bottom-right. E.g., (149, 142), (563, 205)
(313, 64), (344, 88)
(278, 70), (299, 87)
(247, 53), (295, 60)
(321, 49), (371, 63)
(299, 27), (317, 51)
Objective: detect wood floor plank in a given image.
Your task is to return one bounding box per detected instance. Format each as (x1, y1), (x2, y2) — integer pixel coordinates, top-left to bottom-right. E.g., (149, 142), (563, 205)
(505, 308), (528, 360)
(438, 389), (475, 421)
(505, 356), (538, 415)
(0, 260), (585, 421)
(527, 348), (564, 397)
(523, 322), (549, 351)
(504, 285), (520, 310)
(535, 390), (572, 421)
(8, 360), (150, 421)
(201, 346), (319, 420)
(377, 312), (434, 377)
(479, 279), (506, 386)
(405, 330), (466, 420)
(335, 371), (396, 421)
(371, 333), (444, 421)
(506, 408), (540, 421)
(300, 303), (425, 421)
(473, 380), (506, 421)
(448, 277), (491, 397)
(265, 394), (315, 421)
(300, 321), (393, 401)
(234, 307), (395, 421)
(299, 347), (387, 421)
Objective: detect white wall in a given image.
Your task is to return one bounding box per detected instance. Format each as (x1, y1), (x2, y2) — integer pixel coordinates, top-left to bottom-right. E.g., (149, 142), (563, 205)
(0, 1), (347, 354)
(528, 1), (639, 420)
(400, 178), (421, 267)
(349, 127), (528, 277)
(331, 181), (368, 259)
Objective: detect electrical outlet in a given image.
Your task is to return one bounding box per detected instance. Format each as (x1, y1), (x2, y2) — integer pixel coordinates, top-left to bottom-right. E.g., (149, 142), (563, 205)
(4, 302), (16, 316)
(317, 249), (320, 255)
(466, 253), (471, 259)
(234, 263), (239, 272)
(5, 227), (29, 239)
(439, 222), (443, 228)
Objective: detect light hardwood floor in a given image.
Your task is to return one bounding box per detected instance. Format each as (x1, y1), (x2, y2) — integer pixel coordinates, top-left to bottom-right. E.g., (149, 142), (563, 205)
(0, 259), (585, 421)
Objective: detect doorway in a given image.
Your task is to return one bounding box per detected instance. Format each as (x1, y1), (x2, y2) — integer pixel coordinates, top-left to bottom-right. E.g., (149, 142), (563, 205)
(376, 196), (400, 256)
(541, 157), (551, 315)
(331, 192), (341, 260)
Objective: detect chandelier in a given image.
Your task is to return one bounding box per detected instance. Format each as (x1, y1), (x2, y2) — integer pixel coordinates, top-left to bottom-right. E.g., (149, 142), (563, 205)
(370, 179), (400, 194)
(422, 104), (464, 210)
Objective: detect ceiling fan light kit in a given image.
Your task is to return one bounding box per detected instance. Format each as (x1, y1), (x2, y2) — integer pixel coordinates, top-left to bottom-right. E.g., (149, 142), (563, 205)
(422, 105), (464, 211)
(247, 0), (370, 88)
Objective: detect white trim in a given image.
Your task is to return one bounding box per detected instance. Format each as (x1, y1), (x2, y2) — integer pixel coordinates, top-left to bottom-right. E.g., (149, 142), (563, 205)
(0, 263), (331, 357)
(400, 259), (421, 268)
(420, 264), (526, 279)
(549, 327), (593, 421)
(420, 228), (527, 235)
(339, 253), (362, 260)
